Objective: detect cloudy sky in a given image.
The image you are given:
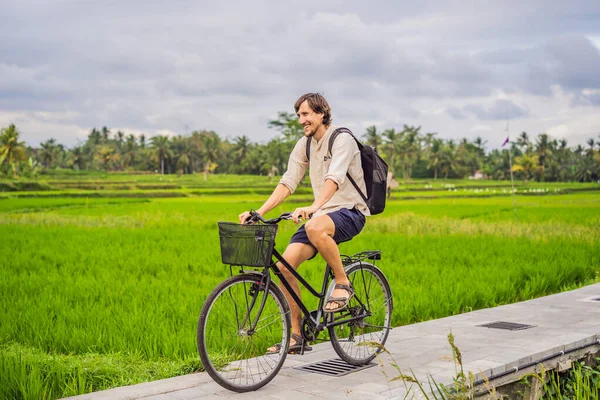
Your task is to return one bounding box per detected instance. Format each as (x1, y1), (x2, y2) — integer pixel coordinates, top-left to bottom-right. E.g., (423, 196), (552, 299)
(1, 0), (600, 149)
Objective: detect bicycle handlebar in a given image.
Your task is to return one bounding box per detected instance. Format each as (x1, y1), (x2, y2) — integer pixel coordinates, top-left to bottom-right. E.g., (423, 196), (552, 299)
(245, 210), (293, 225)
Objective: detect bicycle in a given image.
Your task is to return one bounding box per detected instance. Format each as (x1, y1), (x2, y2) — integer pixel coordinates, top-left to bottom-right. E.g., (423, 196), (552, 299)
(197, 210), (393, 392)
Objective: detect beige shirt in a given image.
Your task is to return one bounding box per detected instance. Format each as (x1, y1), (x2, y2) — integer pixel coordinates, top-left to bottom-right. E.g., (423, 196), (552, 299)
(279, 125), (370, 217)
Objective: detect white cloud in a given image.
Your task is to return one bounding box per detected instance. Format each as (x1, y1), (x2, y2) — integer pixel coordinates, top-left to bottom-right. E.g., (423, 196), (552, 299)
(470, 125), (493, 133)
(0, 0), (599, 148)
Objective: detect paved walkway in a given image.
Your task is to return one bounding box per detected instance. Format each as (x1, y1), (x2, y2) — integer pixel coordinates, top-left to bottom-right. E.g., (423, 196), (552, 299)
(66, 283), (600, 400)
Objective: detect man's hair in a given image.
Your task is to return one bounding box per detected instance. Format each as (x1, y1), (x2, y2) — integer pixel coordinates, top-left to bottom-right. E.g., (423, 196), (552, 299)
(294, 93), (332, 126)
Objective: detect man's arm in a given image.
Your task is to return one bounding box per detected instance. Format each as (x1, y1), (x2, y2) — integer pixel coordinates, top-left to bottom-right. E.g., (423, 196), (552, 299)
(238, 184), (291, 223)
(238, 138), (307, 223)
(258, 184), (291, 216)
(291, 179), (337, 223)
(323, 133), (358, 186)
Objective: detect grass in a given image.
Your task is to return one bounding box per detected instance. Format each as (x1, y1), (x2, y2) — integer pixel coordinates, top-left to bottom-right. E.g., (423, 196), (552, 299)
(0, 343), (200, 400)
(537, 359), (600, 399)
(373, 335), (600, 399)
(1, 174), (599, 399)
(0, 197), (149, 213)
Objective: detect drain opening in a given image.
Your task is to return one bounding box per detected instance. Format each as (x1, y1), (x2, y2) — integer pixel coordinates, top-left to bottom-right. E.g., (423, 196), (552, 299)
(295, 358), (375, 376)
(478, 321), (535, 331)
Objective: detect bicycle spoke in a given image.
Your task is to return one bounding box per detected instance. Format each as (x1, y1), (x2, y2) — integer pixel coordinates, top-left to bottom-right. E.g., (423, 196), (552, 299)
(253, 311), (288, 332)
(329, 265), (392, 365)
(198, 275), (289, 392)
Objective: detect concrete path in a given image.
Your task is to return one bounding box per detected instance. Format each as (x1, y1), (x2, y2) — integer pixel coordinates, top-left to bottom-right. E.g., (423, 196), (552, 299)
(65, 283), (600, 400)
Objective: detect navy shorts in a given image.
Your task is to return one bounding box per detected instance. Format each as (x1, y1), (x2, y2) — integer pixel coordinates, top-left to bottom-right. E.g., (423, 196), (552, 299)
(289, 207), (366, 254)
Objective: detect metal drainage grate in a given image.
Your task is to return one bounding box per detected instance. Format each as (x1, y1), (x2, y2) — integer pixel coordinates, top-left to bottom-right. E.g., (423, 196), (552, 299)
(295, 358), (375, 377)
(478, 321), (535, 331)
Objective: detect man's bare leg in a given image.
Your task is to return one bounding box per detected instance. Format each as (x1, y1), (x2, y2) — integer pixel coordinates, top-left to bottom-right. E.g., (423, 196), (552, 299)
(304, 215), (351, 311)
(267, 242), (316, 352)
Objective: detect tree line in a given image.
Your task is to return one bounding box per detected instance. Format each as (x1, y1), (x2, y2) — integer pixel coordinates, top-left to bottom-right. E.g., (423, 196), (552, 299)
(1, 112), (599, 182)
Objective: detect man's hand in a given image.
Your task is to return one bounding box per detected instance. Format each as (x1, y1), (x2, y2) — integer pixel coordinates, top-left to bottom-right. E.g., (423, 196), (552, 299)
(292, 205), (318, 224)
(238, 211), (254, 224)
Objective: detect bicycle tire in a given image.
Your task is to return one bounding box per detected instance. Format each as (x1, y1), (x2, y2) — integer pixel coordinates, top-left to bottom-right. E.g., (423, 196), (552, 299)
(328, 263), (393, 365)
(197, 273), (291, 392)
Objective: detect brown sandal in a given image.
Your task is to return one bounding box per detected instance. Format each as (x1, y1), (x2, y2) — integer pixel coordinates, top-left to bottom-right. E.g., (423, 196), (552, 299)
(266, 333), (312, 355)
(323, 283), (355, 313)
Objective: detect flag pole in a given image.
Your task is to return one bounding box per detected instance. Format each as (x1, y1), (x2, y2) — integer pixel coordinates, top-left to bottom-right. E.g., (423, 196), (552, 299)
(505, 120), (518, 222)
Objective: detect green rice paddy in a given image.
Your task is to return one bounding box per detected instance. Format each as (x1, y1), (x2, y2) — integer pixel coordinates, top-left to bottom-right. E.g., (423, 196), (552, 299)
(1, 175), (599, 399)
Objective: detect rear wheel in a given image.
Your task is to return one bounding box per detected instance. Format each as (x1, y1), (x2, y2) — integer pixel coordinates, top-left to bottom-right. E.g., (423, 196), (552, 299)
(197, 274), (291, 392)
(328, 263), (393, 365)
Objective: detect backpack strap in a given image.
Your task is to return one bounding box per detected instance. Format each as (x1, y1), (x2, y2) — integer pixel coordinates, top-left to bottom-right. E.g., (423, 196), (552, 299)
(328, 128), (368, 204)
(305, 136), (311, 162)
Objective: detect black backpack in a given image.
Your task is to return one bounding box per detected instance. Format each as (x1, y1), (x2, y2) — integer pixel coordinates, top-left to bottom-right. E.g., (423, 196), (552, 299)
(306, 127), (388, 215)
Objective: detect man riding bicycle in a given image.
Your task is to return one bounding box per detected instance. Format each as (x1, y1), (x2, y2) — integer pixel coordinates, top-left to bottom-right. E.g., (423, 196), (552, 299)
(239, 93), (369, 354)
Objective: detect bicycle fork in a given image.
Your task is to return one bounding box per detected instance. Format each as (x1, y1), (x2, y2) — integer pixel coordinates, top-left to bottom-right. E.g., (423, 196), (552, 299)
(237, 272), (272, 336)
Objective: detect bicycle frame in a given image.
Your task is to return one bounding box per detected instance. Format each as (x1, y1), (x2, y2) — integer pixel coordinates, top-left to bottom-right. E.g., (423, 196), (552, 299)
(238, 248), (371, 337)
(270, 248), (332, 332)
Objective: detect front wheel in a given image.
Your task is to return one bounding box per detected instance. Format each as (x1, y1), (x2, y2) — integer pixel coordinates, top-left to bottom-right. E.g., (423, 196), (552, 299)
(197, 273), (291, 392)
(328, 263), (393, 365)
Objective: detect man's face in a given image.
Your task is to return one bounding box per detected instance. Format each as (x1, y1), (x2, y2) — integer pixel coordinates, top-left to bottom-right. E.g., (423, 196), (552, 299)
(297, 101), (324, 138)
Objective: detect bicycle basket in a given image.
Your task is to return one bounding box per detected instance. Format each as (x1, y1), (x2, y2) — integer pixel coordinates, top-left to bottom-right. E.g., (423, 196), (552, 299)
(218, 222), (278, 267)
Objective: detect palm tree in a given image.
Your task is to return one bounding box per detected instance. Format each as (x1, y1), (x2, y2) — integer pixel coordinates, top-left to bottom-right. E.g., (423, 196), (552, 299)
(40, 138), (59, 168)
(512, 153), (540, 181)
(126, 134), (137, 145)
(116, 130), (125, 148)
(363, 126), (381, 150)
(94, 145), (118, 170)
(264, 138), (286, 180)
(473, 136), (487, 155)
(67, 146), (86, 170)
(535, 133), (551, 181)
(101, 126), (111, 142)
(439, 140), (457, 179)
(427, 138), (443, 179)
(169, 135), (194, 175)
(455, 138), (479, 177)
(233, 136), (251, 161)
(122, 135), (137, 168)
(586, 139), (596, 158)
(575, 158), (597, 182)
(485, 149), (511, 180)
(559, 139), (567, 150)
(381, 128), (402, 176)
(176, 152), (190, 174)
(423, 132), (437, 153)
(231, 136), (251, 174)
(202, 133), (222, 179)
(190, 131), (222, 179)
(268, 112), (304, 143)
(243, 145), (268, 175)
(517, 132), (531, 154)
(0, 124), (27, 177)
(150, 135), (172, 174)
(399, 125), (421, 179)
(88, 128), (101, 145)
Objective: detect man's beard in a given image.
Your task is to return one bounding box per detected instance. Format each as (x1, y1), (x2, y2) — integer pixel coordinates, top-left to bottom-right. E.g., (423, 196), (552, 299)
(304, 126), (316, 137)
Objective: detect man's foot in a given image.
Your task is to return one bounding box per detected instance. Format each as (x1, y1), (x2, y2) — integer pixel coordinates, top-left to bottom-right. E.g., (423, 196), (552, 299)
(266, 333), (312, 354)
(323, 283), (355, 313)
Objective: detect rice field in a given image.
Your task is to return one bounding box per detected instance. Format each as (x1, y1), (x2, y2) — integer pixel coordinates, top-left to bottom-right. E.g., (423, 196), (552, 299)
(1, 175), (599, 399)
